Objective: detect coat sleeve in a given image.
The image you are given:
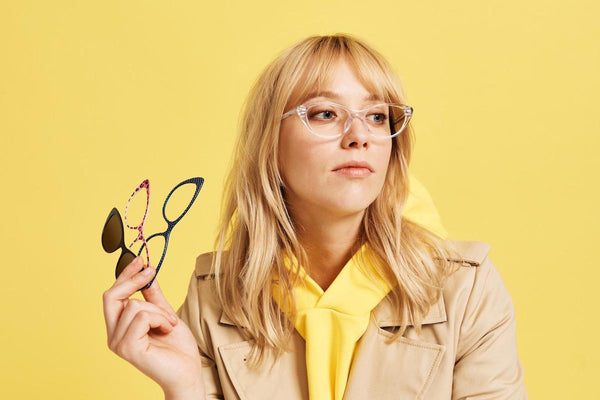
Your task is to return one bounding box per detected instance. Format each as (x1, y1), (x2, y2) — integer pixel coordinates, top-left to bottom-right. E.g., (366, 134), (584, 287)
(452, 256), (528, 400)
(175, 268), (225, 400)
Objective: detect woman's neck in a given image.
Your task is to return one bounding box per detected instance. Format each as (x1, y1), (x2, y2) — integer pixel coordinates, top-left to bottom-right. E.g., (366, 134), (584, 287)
(293, 208), (365, 291)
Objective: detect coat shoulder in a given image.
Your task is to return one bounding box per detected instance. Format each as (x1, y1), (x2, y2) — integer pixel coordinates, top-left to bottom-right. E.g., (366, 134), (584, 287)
(187, 251), (223, 323)
(443, 239), (492, 267)
(440, 239), (496, 313)
(193, 251), (219, 279)
(440, 239), (516, 330)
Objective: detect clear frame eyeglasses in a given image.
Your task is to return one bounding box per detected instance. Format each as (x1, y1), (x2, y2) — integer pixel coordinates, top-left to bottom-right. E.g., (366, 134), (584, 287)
(281, 101), (413, 139)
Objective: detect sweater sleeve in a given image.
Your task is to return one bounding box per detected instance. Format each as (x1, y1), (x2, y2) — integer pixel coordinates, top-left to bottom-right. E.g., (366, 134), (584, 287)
(452, 256), (528, 400)
(175, 268), (225, 399)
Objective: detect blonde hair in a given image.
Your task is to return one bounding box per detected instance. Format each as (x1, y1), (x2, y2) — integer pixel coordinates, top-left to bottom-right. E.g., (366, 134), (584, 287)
(211, 33), (463, 367)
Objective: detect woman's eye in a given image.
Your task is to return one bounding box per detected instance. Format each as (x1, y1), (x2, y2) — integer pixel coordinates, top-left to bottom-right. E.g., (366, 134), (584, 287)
(368, 113), (388, 124)
(309, 109), (337, 120)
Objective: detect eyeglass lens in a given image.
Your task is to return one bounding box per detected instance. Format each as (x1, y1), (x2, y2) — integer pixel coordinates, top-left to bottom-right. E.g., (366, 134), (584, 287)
(163, 182), (198, 222)
(124, 180), (150, 231)
(116, 252), (136, 279)
(305, 103), (408, 137)
(102, 212), (122, 253)
(101, 208), (140, 279)
(140, 234), (165, 274)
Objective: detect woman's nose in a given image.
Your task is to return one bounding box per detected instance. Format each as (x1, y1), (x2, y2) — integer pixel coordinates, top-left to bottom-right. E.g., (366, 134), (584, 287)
(341, 115), (370, 148)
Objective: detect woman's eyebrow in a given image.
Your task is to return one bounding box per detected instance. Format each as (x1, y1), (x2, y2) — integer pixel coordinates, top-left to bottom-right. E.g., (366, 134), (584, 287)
(306, 90), (382, 102)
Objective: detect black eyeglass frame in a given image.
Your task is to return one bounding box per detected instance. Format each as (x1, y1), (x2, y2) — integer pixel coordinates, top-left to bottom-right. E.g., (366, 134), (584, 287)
(136, 176), (205, 290)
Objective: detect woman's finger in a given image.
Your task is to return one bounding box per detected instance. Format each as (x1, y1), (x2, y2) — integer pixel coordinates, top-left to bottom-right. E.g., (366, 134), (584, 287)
(113, 310), (174, 361)
(108, 265), (156, 302)
(110, 298), (178, 348)
(141, 277), (176, 315)
(115, 255), (145, 283)
(103, 265), (156, 337)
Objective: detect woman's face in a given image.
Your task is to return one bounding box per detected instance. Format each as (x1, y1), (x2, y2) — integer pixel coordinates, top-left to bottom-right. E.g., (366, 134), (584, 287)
(278, 59), (393, 221)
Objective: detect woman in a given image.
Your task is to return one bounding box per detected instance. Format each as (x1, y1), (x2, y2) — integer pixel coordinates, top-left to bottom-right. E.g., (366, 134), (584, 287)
(102, 33), (527, 399)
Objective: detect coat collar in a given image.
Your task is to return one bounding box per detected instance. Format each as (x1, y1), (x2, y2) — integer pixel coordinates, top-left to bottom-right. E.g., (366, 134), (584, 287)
(372, 291), (447, 328)
(370, 240), (490, 328)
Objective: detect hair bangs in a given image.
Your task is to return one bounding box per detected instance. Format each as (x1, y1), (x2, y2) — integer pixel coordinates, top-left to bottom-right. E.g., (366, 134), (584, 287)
(284, 36), (405, 113)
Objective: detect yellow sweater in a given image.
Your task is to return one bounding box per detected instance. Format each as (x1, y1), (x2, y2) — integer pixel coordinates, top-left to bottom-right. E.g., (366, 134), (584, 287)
(272, 172), (447, 400)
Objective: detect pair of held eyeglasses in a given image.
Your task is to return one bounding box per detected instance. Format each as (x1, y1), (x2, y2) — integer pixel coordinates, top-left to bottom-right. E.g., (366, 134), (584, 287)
(101, 177), (204, 290)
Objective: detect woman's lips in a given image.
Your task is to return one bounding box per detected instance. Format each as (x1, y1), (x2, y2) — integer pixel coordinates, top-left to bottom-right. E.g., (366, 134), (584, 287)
(333, 167), (373, 177)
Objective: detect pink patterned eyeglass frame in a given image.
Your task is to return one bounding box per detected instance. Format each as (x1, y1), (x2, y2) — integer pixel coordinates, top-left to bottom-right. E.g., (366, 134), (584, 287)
(124, 179), (151, 268)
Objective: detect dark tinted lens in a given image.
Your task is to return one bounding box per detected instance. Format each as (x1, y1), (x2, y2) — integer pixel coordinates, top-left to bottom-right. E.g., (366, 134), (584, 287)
(102, 212), (123, 253)
(116, 251), (137, 279)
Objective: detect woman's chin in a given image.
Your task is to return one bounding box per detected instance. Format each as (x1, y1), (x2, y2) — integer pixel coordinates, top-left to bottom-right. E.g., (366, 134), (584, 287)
(322, 199), (373, 217)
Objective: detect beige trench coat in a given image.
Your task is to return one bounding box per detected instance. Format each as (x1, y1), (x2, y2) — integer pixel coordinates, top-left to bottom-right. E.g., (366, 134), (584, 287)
(176, 240), (528, 399)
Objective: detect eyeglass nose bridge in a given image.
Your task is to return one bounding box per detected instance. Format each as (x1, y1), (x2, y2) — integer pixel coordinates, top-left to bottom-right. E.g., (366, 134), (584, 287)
(341, 109), (373, 137)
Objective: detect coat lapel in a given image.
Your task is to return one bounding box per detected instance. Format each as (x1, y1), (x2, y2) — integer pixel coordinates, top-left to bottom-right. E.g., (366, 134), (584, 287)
(342, 294), (447, 400)
(371, 290), (447, 328)
(217, 312), (309, 400)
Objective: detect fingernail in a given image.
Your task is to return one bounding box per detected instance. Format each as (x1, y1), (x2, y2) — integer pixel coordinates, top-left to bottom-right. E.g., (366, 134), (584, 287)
(169, 314), (178, 323)
(142, 267), (154, 275)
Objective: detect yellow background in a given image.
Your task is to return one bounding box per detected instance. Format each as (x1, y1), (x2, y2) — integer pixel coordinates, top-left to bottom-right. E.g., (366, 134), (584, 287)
(1, 1), (598, 398)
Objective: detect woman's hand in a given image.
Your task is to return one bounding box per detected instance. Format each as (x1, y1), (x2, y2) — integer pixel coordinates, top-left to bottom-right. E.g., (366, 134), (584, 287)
(102, 256), (205, 399)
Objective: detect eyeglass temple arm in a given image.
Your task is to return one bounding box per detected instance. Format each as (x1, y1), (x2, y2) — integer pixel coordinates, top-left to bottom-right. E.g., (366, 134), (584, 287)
(281, 109), (296, 120)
